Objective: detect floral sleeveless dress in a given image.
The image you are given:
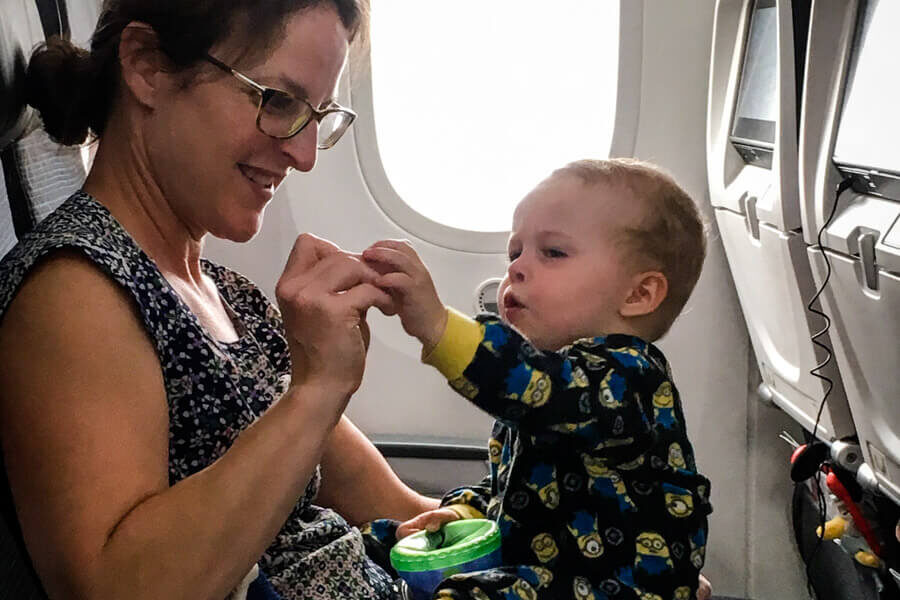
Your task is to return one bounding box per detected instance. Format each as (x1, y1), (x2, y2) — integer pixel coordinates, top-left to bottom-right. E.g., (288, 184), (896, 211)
(0, 192), (397, 600)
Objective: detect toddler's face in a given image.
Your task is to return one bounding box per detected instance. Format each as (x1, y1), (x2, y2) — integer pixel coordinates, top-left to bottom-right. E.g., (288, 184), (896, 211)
(497, 174), (644, 350)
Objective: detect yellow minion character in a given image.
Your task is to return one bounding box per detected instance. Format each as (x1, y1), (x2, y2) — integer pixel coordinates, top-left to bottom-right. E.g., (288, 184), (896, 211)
(439, 588), (490, 600)
(508, 580), (538, 600)
(503, 362), (551, 407)
(481, 321), (506, 356)
(690, 528), (707, 569)
(487, 496), (502, 519)
(593, 436), (634, 452)
(567, 511), (604, 559)
(652, 382), (677, 429)
(662, 483), (694, 518)
(525, 463), (560, 510)
(635, 532), (674, 576)
(531, 533), (559, 563)
(568, 365), (589, 388)
(523, 370), (551, 407)
(583, 456), (636, 512)
(548, 420), (590, 435)
(673, 586), (692, 600)
(581, 352), (607, 369)
(609, 345), (646, 369)
(573, 576), (596, 600)
(697, 484), (708, 502)
(653, 382), (674, 408)
(582, 454), (609, 476)
(489, 437), (503, 464)
(618, 455), (646, 471)
(668, 443), (687, 469)
(638, 593), (664, 600)
(449, 489), (481, 507)
(450, 376), (479, 400)
(598, 370), (626, 408)
(531, 567), (553, 587)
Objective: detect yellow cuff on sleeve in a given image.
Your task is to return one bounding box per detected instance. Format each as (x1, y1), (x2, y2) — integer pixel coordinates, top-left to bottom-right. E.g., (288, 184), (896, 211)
(422, 307), (483, 381)
(444, 503), (485, 520)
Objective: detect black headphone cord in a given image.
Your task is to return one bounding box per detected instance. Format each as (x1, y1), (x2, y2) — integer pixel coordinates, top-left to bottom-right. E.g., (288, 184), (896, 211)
(803, 174), (856, 598)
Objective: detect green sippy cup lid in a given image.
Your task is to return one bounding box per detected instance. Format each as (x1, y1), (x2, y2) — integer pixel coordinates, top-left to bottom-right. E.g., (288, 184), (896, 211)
(390, 518), (501, 572)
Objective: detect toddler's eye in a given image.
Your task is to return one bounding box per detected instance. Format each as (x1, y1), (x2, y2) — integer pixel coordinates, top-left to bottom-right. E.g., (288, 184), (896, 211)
(507, 250), (521, 262)
(544, 248), (567, 258)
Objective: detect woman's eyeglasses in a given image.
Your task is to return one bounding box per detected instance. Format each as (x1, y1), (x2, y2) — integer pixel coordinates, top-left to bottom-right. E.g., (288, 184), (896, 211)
(204, 54), (356, 149)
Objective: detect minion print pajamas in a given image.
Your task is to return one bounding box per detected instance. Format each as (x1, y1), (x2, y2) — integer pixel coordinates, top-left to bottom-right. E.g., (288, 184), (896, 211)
(424, 310), (712, 600)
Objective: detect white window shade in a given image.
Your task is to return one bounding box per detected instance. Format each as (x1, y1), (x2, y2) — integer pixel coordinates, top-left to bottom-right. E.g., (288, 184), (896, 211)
(354, 1), (638, 249)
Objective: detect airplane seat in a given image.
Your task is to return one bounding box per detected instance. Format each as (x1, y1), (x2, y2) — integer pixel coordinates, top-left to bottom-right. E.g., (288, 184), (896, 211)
(707, 0), (855, 444)
(799, 0), (900, 594)
(802, 0), (900, 510)
(1, 1), (99, 597)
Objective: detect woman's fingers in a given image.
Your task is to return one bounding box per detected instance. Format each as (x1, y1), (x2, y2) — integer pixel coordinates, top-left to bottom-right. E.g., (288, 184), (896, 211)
(368, 239), (415, 254)
(282, 233), (344, 279)
(362, 245), (418, 277)
(359, 314), (371, 352)
(280, 252), (379, 306)
(305, 253), (382, 294)
(342, 282), (395, 317)
(373, 271), (414, 294)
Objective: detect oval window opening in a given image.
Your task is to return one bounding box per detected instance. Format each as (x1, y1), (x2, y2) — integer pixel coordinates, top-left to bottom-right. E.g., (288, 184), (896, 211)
(369, 1), (621, 232)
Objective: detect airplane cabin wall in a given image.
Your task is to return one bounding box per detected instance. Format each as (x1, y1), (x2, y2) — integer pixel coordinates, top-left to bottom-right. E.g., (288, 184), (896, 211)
(204, 1), (807, 597)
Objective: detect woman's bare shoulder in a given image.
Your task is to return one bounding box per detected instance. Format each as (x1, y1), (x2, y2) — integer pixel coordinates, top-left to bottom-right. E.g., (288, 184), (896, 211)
(0, 247), (163, 400)
(2, 248), (150, 338)
(0, 248), (170, 595)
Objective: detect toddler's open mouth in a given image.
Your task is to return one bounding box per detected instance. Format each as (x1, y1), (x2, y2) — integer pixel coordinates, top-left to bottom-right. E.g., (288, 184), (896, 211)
(503, 292), (525, 310)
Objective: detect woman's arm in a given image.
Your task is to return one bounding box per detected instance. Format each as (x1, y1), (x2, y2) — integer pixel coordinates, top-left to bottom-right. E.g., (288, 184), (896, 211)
(316, 416), (439, 525)
(0, 249), (373, 600)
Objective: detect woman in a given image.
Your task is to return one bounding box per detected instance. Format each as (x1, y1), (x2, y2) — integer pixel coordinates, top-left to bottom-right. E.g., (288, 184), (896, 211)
(0, 1), (435, 599)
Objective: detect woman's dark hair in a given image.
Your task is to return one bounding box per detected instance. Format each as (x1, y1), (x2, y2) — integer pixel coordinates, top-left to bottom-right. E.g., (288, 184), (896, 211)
(25, 0), (368, 146)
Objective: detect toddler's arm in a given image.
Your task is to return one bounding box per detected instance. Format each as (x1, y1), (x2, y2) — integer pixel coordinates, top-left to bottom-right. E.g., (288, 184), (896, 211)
(426, 310), (655, 462)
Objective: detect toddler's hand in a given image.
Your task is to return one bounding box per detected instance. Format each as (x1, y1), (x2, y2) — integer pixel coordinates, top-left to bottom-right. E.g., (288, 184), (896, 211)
(396, 508), (461, 540)
(362, 240), (447, 353)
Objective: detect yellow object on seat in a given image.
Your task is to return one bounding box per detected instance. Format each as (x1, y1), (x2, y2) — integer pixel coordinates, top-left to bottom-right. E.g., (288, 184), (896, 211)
(816, 516), (847, 540)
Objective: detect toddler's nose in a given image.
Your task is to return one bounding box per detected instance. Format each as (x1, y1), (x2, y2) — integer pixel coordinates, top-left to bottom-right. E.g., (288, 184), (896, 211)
(507, 257), (526, 282)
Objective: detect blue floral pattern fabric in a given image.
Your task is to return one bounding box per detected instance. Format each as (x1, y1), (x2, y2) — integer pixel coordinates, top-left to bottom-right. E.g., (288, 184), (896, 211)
(0, 192), (396, 600)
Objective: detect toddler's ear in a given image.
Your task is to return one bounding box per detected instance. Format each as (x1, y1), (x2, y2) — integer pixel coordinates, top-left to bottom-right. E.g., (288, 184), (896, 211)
(620, 271), (668, 317)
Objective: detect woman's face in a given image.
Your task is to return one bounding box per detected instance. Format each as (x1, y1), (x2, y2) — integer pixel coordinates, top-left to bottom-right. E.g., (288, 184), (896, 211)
(147, 5), (351, 242)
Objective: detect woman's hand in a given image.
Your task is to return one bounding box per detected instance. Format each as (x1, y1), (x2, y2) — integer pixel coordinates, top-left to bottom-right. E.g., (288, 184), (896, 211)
(396, 507), (461, 539)
(276, 234), (393, 407)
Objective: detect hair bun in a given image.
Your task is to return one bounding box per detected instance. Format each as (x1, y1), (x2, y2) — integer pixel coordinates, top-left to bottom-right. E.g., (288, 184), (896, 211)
(25, 36), (96, 146)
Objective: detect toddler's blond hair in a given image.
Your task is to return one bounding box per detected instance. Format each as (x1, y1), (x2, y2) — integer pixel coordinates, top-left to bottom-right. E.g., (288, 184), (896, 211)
(554, 158), (707, 340)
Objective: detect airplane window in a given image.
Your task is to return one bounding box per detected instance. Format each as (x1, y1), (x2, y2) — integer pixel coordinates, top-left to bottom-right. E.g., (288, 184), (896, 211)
(367, 1), (620, 232)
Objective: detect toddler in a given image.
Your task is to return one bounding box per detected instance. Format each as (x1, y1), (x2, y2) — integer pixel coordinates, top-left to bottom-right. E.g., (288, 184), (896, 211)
(364, 159), (712, 600)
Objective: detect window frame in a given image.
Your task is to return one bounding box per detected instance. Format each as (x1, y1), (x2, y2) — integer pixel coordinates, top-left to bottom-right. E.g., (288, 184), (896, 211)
(350, 1), (642, 253)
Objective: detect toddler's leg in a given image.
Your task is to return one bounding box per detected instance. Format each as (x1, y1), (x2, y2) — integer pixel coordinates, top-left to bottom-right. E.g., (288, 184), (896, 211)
(432, 566), (548, 600)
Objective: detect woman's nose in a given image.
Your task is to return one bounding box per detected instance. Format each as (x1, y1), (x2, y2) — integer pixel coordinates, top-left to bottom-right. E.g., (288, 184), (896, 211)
(280, 122), (318, 172)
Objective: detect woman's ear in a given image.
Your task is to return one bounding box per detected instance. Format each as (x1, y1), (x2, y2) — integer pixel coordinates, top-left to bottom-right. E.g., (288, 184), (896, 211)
(117, 22), (167, 109)
(620, 271), (668, 317)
